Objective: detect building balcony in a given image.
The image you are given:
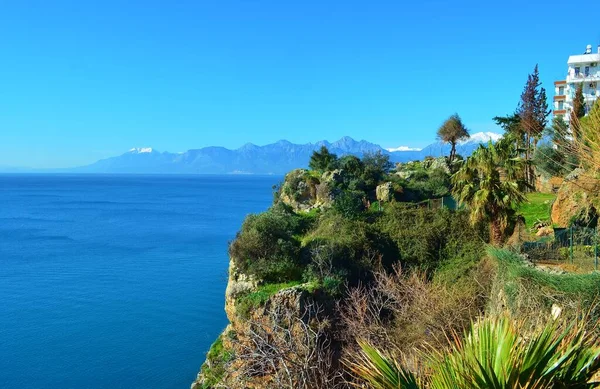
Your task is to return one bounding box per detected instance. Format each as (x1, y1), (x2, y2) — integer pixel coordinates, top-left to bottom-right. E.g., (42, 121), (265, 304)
(554, 80), (567, 85)
(554, 109), (567, 115)
(554, 95), (566, 101)
(567, 74), (600, 83)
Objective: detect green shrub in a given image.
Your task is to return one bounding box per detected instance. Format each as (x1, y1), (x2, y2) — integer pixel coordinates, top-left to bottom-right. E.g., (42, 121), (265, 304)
(489, 248), (600, 319)
(200, 335), (234, 388)
(333, 190), (365, 219)
(236, 281), (302, 319)
(229, 207), (306, 282)
(375, 205), (485, 269)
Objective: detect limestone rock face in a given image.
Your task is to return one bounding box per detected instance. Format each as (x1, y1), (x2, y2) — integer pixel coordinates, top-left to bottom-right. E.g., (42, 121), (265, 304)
(321, 169), (345, 185)
(376, 182), (393, 202)
(536, 226), (554, 238)
(224, 257), (258, 322)
(279, 169), (339, 211)
(551, 169), (600, 227)
(192, 257), (317, 389)
(428, 156), (450, 174)
(279, 169), (317, 211)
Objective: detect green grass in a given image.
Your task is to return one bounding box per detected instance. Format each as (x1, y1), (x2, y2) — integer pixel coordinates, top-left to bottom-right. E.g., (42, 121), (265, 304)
(517, 192), (556, 230)
(489, 247), (600, 313)
(236, 281), (303, 318)
(200, 335), (234, 388)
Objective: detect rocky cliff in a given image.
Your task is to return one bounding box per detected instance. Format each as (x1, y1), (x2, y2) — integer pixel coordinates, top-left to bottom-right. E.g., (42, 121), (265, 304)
(191, 257), (336, 389)
(551, 169), (600, 227)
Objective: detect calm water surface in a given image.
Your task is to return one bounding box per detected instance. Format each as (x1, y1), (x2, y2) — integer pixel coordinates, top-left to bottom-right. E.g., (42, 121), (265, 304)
(0, 174), (280, 389)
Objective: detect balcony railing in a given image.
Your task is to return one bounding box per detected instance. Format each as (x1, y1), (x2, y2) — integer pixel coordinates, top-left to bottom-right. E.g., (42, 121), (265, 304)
(567, 73), (600, 82)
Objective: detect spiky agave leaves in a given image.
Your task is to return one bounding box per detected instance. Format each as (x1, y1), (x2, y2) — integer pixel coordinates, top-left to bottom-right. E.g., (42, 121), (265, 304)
(430, 314), (600, 388)
(347, 341), (422, 389)
(351, 314), (600, 389)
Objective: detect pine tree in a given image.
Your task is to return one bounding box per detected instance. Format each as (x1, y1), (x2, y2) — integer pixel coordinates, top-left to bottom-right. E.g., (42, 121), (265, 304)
(308, 146), (337, 172)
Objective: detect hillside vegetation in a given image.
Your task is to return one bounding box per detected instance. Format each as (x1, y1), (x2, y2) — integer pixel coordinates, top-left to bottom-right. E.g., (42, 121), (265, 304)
(192, 72), (600, 388)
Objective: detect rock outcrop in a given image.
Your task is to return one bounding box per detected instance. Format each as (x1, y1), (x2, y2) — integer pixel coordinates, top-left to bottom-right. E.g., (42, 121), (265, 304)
(279, 169), (338, 211)
(376, 182), (393, 202)
(192, 257), (328, 389)
(551, 169), (600, 227)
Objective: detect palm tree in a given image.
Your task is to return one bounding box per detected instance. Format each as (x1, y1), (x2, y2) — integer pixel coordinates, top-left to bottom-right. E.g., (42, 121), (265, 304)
(451, 136), (528, 244)
(349, 313), (600, 389)
(437, 114), (470, 163)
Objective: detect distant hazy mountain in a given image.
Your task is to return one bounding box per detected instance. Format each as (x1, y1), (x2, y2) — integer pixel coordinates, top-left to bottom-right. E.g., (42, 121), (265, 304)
(61, 132), (502, 175)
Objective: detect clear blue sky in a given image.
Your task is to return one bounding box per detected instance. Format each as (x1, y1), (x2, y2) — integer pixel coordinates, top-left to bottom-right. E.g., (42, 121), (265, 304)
(1, 0), (599, 168)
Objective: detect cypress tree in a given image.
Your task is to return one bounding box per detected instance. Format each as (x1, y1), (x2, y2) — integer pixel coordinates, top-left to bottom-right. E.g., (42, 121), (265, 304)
(516, 65), (550, 187)
(571, 84), (586, 121)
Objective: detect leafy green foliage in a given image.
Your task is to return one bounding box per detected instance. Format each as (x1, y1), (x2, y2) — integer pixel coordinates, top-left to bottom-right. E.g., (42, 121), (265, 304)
(361, 151), (394, 188)
(236, 281), (302, 318)
(336, 155), (365, 177)
(200, 335), (234, 388)
(572, 83), (586, 121)
(394, 167), (451, 201)
(437, 113), (470, 162)
(308, 145), (338, 172)
(301, 212), (383, 287)
(333, 190), (365, 219)
(229, 206), (306, 282)
(452, 136), (529, 244)
(376, 205), (485, 269)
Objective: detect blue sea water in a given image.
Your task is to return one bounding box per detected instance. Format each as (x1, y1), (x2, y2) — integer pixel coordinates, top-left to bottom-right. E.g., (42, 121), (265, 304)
(0, 174), (280, 389)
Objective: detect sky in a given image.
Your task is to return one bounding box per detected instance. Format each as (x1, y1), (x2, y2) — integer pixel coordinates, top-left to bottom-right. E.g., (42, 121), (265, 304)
(1, 0), (599, 168)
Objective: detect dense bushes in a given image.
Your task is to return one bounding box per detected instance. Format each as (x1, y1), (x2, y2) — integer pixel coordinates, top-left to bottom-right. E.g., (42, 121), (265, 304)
(229, 205), (307, 282)
(394, 159), (452, 202)
(332, 190), (365, 219)
(376, 204), (486, 269)
(230, 199), (487, 295)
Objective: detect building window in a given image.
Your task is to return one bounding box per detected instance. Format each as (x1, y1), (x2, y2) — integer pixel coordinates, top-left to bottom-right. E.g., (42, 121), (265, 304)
(558, 101), (564, 110)
(585, 66), (590, 76)
(559, 86), (565, 95)
(575, 67), (581, 76)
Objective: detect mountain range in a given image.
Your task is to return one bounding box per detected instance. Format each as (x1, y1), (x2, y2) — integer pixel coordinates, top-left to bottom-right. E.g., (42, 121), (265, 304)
(6, 132), (503, 175)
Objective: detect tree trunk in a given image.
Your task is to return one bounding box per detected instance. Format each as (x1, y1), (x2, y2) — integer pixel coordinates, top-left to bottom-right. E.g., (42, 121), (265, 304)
(490, 219), (504, 245)
(450, 142), (456, 163)
(525, 132), (530, 189)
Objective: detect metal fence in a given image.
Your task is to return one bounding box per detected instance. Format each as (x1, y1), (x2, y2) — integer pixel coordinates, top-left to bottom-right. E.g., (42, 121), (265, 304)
(520, 225), (599, 271)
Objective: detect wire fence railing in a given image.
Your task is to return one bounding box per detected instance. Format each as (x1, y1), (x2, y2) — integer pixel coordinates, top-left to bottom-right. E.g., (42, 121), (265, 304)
(520, 225), (599, 271)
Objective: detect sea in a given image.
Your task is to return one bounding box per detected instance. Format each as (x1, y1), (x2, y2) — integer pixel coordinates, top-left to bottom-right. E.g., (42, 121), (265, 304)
(0, 174), (281, 389)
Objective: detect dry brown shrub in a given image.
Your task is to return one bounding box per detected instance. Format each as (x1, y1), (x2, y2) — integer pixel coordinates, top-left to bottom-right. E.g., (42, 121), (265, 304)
(230, 301), (345, 389)
(338, 259), (494, 367)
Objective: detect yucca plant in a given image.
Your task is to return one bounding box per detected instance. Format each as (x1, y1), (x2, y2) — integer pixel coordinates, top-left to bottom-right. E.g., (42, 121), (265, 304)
(349, 314), (600, 388)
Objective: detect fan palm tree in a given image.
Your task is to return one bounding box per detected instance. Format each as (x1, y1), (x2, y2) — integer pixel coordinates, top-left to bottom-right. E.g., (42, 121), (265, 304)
(451, 135), (529, 244)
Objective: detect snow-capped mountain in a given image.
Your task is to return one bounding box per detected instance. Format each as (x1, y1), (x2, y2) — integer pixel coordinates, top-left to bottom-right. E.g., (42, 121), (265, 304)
(68, 132), (503, 175)
(459, 132), (502, 144)
(129, 147), (155, 154)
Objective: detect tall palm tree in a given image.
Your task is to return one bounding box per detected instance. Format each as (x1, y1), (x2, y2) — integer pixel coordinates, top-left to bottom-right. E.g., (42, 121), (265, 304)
(437, 114), (470, 163)
(451, 135), (528, 244)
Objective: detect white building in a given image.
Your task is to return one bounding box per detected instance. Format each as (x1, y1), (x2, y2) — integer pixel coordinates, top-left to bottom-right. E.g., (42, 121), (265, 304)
(554, 44), (600, 122)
